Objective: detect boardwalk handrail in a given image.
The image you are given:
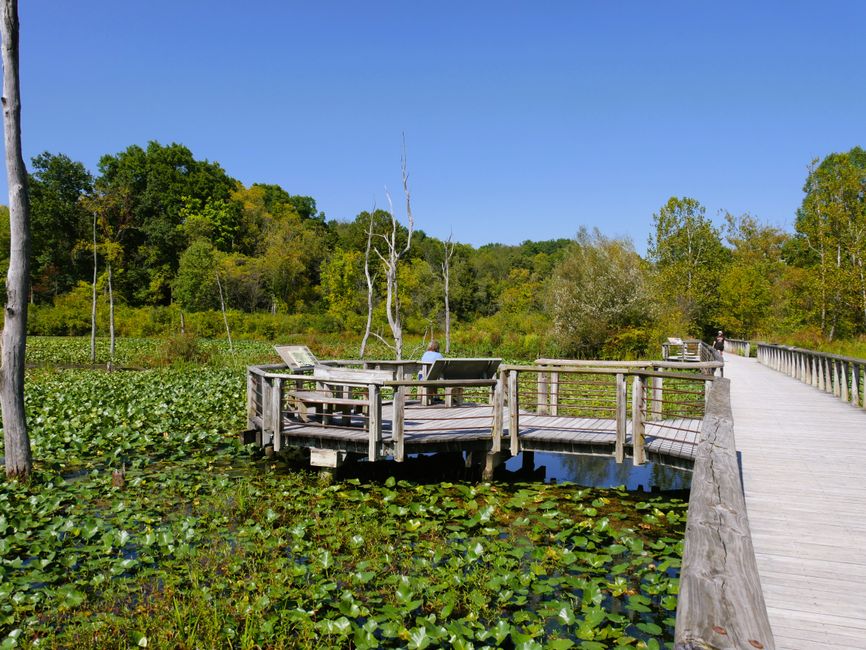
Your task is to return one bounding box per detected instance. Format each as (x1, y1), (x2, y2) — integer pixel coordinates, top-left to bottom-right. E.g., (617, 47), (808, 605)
(499, 363), (717, 464)
(724, 338), (752, 357)
(662, 339), (720, 363)
(675, 378), (775, 650)
(757, 342), (866, 409)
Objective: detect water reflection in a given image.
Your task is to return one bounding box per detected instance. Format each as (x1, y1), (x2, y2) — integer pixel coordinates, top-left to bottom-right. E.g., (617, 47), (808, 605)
(505, 452), (691, 491)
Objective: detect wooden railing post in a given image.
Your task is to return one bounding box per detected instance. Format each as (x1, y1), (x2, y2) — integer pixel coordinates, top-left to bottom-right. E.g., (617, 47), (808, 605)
(247, 371), (257, 429)
(615, 373), (626, 463)
(537, 371), (548, 415)
(508, 370), (520, 456)
(840, 361), (849, 402)
(261, 376), (272, 442)
(492, 371), (505, 452)
(393, 385), (405, 462)
(367, 384), (381, 461)
(650, 375), (663, 421)
(271, 378), (282, 452)
(550, 371), (559, 416)
(632, 375), (646, 465)
(850, 363), (860, 408)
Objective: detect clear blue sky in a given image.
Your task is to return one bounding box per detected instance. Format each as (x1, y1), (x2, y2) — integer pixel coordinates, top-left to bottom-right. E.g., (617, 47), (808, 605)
(6, 1), (866, 251)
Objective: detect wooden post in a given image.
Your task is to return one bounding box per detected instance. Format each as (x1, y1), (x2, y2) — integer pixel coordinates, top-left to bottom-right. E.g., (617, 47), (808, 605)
(261, 377), (272, 441)
(492, 372), (505, 453)
(550, 371), (559, 416)
(850, 364), (860, 408)
(650, 375), (663, 421)
(840, 361), (849, 403)
(632, 375), (646, 465)
(615, 373), (626, 463)
(537, 371), (548, 415)
(817, 357), (825, 391)
(247, 371), (257, 429)
(508, 369), (520, 456)
(393, 385), (405, 462)
(367, 384), (382, 461)
(833, 360), (841, 398)
(271, 378), (282, 453)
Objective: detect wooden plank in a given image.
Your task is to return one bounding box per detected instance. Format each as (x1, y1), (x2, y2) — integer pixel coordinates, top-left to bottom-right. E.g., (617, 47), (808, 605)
(393, 385), (405, 462)
(367, 384), (381, 461)
(614, 373), (626, 463)
(675, 378), (774, 650)
(508, 371), (520, 455)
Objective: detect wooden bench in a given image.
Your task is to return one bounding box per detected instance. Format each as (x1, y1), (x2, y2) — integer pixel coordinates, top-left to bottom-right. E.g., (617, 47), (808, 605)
(420, 358), (502, 406)
(291, 365), (395, 426)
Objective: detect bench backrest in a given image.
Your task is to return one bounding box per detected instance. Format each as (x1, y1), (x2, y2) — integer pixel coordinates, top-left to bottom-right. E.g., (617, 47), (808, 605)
(424, 358), (502, 381)
(313, 365), (395, 384)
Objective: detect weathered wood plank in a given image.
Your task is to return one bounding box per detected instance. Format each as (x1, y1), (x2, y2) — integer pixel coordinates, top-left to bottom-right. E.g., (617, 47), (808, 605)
(675, 378), (774, 650)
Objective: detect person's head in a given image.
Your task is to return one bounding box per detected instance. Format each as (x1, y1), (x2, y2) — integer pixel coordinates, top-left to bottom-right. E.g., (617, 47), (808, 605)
(717, 331), (723, 336)
(427, 340), (440, 352)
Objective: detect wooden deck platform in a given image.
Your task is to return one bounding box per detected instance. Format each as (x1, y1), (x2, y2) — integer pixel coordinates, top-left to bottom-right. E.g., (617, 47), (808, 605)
(725, 352), (866, 649)
(270, 402), (702, 466)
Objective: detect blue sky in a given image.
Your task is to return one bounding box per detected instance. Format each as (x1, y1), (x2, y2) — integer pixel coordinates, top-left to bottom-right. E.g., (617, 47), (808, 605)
(7, 1), (866, 251)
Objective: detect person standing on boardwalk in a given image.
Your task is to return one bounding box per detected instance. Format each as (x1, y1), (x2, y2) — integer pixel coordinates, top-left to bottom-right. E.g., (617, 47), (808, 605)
(713, 330), (725, 358)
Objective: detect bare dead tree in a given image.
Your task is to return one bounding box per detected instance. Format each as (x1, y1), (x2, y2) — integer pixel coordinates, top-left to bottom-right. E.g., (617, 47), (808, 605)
(215, 268), (234, 353)
(374, 142), (414, 359)
(90, 209), (98, 363)
(441, 231), (455, 353)
(359, 207), (376, 358)
(1, 0), (32, 477)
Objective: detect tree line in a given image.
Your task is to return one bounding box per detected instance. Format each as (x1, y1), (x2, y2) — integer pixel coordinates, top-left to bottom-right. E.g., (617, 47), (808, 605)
(6, 141), (866, 357)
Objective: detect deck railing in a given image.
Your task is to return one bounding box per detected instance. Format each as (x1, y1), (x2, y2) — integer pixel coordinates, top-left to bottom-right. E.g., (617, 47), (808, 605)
(757, 343), (866, 409)
(724, 338), (752, 357)
(500, 360), (720, 463)
(662, 339), (720, 363)
(675, 378), (775, 649)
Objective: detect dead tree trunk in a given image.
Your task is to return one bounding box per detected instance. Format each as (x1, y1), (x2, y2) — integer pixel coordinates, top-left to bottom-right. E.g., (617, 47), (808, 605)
(107, 260), (115, 369)
(441, 232), (455, 353)
(360, 210), (375, 358)
(376, 141), (414, 360)
(1, 0), (32, 478)
(215, 269), (233, 353)
(90, 211), (97, 363)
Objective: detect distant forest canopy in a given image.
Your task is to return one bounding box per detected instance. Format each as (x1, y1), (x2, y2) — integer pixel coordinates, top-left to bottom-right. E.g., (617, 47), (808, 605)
(4, 140), (866, 357)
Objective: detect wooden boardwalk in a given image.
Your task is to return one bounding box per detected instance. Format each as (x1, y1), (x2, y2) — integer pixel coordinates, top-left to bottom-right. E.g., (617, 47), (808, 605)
(275, 402), (703, 465)
(724, 352), (866, 649)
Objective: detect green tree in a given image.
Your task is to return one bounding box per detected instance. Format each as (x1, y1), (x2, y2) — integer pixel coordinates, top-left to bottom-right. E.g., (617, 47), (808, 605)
(173, 240), (219, 312)
(716, 212), (790, 337)
(548, 228), (649, 356)
(320, 247), (364, 326)
(29, 152), (93, 300)
(793, 148), (866, 338)
(647, 197), (729, 334)
(96, 141), (237, 304)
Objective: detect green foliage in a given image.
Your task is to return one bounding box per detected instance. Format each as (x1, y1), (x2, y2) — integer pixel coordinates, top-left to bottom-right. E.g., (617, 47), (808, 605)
(0, 363), (687, 648)
(151, 333), (211, 367)
(647, 197), (729, 335)
(548, 229), (649, 357)
(173, 241), (218, 312)
(793, 147), (866, 339)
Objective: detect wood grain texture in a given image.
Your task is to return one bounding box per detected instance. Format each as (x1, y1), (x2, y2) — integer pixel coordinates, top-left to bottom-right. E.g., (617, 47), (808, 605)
(724, 353), (866, 649)
(675, 378), (774, 650)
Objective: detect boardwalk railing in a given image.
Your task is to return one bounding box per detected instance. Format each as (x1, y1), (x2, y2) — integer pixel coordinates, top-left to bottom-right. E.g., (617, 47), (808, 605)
(724, 338), (752, 357)
(247, 363), (498, 462)
(501, 360), (720, 464)
(757, 343), (866, 409)
(662, 339), (720, 363)
(675, 378), (775, 649)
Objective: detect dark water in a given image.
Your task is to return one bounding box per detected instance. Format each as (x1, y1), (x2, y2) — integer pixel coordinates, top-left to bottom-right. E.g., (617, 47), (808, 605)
(505, 452), (691, 492)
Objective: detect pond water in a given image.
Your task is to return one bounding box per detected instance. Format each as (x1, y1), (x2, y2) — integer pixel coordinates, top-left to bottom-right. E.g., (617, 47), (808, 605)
(504, 452), (692, 492)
